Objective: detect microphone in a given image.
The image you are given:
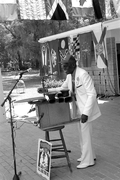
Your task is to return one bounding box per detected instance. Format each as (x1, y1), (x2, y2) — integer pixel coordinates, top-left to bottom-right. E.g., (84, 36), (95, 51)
(37, 112), (44, 124)
(33, 112), (44, 127)
(28, 107), (36, 114)
(19, 68), (32, 76)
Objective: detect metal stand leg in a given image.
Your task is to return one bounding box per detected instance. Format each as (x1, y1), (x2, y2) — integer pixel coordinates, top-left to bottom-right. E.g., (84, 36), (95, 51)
(9, 97), (21, 180)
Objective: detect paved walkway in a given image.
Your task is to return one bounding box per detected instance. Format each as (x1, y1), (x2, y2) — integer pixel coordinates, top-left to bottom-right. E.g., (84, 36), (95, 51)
(0, 92), (120, 180)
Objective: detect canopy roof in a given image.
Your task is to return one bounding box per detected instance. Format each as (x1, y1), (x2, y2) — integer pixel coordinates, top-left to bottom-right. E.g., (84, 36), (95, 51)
(39, 22), (101, 43)
(103, 17), (120, 30)
(39, 17), (120, 43)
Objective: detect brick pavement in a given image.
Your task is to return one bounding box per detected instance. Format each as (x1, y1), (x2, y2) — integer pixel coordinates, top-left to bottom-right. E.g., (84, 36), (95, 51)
(0, 95), (120, 180)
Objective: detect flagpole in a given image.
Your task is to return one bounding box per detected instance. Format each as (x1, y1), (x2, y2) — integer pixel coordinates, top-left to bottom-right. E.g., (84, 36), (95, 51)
(101, 22), (119, 96)
(101, 22), (109, 98)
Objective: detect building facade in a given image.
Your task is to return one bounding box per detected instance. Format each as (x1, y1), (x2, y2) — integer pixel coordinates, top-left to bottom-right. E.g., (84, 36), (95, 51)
(39, 18), (120, 97)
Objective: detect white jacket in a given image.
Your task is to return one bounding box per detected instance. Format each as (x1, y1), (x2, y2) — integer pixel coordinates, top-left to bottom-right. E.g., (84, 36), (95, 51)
(54, 67), (101, 122)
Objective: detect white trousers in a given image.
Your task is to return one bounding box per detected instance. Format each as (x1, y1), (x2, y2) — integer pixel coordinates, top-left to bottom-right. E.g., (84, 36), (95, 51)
(78, 121), (96, 166)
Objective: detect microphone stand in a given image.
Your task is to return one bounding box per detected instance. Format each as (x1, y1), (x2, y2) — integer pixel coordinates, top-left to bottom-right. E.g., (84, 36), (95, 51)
(1, 73), (24, 180)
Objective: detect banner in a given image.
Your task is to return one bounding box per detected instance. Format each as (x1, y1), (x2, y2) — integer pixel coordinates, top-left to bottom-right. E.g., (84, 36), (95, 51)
(92, 0), (103, 20)
(72, 35), (80, 57)
(18, 0), (68, 20)
(41, 43), (50, 75)
(46, 0), (68, 20)
(58, 37), (69, 62)
(0, 0), (18, 21)
(92, 27), (108, 69)
(112, 0), (120, 17)
(105, 0), (112, 19)
(18, 0), (46, 20)
(48, 40), (59, 74)
(68, 34), (80, 63)
(71, 0), (94, 18)
(79, 32), (92, 67)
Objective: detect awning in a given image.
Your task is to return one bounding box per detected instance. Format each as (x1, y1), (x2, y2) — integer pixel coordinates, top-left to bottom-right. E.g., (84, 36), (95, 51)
(39, 22), (102, 43)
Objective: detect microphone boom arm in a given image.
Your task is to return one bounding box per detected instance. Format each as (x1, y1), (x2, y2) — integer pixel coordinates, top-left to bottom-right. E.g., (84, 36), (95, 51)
(1, 73), (23, 107)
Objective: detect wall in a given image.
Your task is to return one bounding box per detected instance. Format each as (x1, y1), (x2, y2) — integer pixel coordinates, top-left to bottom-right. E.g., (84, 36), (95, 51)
(82, 28), (120, 97)
(39, 18), (120, 97)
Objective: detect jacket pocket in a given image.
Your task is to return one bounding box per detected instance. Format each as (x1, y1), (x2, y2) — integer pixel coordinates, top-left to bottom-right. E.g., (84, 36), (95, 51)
(76, 85), (86, 95)
(76, 84), (82, 88)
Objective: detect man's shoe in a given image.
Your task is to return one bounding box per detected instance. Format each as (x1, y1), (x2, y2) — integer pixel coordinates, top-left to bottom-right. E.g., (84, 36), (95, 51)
(77, 163), (95, 169)
(77, 158), (96, 162)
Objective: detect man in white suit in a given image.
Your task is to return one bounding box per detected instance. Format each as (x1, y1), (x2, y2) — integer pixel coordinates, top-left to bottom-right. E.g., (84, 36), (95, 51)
(38, 54), (101, 169)
(54, 54), (101, 169)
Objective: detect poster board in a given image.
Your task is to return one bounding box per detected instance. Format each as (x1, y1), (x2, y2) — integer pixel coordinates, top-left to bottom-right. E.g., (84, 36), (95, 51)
(37, 139), (52, 180)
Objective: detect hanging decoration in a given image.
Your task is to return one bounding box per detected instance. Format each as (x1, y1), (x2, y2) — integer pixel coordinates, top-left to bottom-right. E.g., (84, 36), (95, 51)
(48, 40), (59, 74)
(105, 0), (112, 19)
(41, 43), (50, 75)
(18, 0), (68, 20)
(18, 0), (46, 20)
(46, 0), (68, 20)
(58, 37), (69, 74)
(72, 35), (80, 58)
(68, 34), (80, 63)
(92, 27), (108, 69)
(79, 32), (92, 67)
(58, 37), (69, 62)
(71, 0), (108, 20)
(92, 0), (104, 20)
(0, 0), (18, 21)
(71, 0), (94, 18)
(112, 0), (120, 17)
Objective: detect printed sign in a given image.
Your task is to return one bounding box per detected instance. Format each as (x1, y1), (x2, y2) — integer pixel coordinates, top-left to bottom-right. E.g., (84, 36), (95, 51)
(37, 139), (52, 180)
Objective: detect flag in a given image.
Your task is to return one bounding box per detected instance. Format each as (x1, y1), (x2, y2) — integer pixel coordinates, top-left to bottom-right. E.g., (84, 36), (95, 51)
(92, 0), (105, 20)
(68, 35), (80, 64)
(105, 0), (112, 19)
(59, 37), (68, 50)
(41, 43), (49, 75)
(71, 0), (94, 18)
(18, 0), (68, 20)
(46, 0), (68, 20)
(48, 40), (59, 74)
(79, 32), (92, 67)
(41, 44), (47, 66)
(92, 27), (108, 69)
(58, 37), (69, 74)
(18, 0), (46, 20)
(72, 35), (80, 57)
(112, 0), (120, 17)
(58, 37), (69, 63)
(0, 0), (18, 21)
(41, 42), (53, 76)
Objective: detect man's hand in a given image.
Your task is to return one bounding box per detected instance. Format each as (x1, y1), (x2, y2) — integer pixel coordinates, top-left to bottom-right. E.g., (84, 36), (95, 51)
(81, 114), (88, 123)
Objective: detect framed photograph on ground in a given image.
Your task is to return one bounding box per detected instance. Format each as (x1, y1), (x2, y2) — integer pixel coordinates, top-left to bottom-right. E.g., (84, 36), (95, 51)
(37, 139), (52, 180)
